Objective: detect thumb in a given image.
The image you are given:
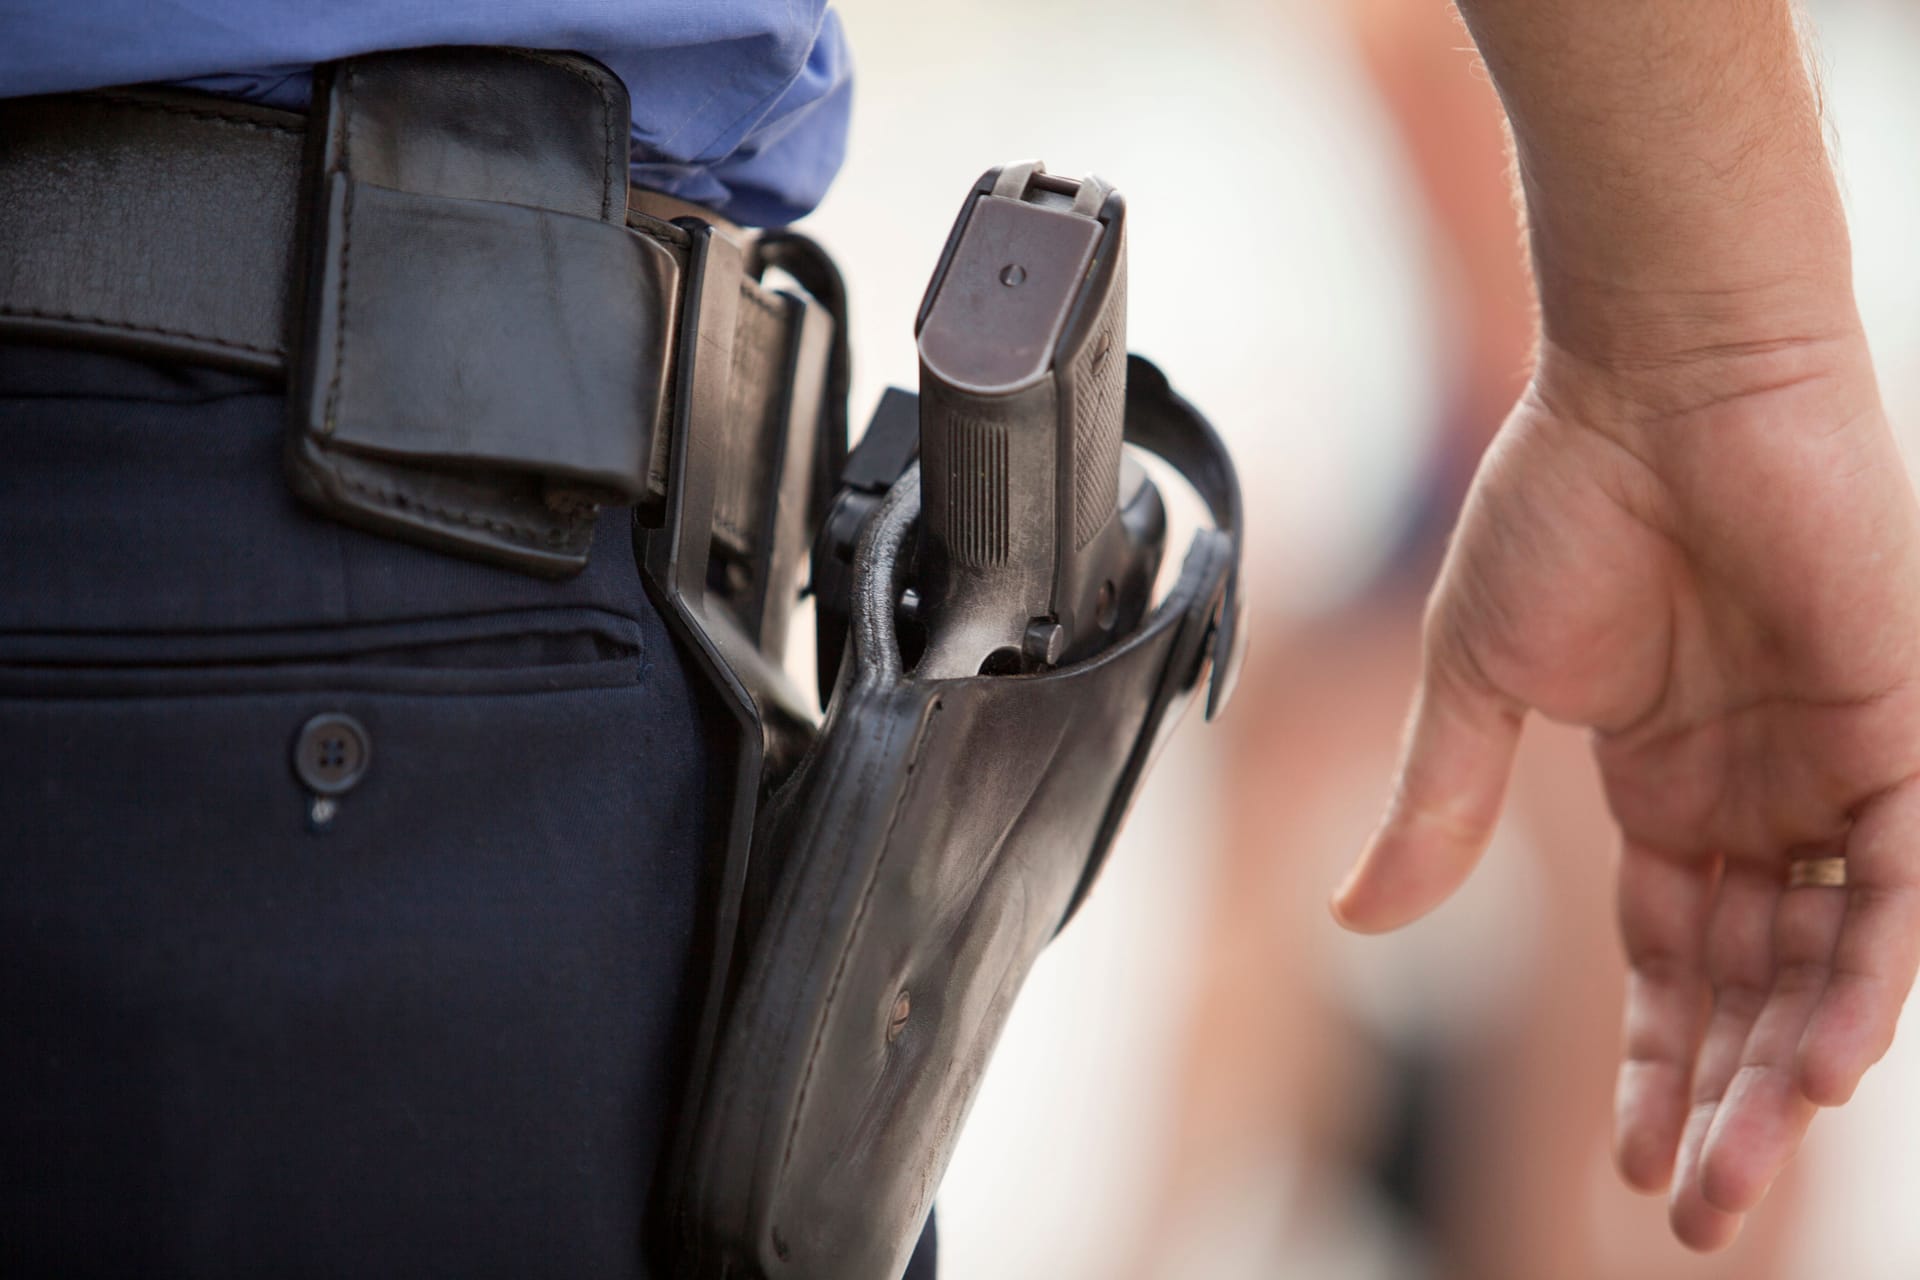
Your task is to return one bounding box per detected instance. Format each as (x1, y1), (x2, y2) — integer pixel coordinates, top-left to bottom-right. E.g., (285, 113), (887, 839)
(1332, 648), (1525, 933)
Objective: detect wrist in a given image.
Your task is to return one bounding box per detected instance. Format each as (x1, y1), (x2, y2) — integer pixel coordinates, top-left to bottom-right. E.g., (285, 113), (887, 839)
(1522, 174), (1870, 421)
(1527, 223), (1860, 375)
(1529, 317), (1882, 438)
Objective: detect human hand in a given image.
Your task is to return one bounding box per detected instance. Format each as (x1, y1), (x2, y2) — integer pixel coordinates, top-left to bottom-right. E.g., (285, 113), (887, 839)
(1331, 332), (1920, 1249)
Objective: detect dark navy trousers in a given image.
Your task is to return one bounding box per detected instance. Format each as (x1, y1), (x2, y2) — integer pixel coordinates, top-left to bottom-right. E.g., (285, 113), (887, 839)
(0, 344), (938, 1277)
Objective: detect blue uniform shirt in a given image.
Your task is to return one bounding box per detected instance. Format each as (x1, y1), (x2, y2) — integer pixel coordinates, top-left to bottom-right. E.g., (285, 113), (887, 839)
(0, 1), (852, 226)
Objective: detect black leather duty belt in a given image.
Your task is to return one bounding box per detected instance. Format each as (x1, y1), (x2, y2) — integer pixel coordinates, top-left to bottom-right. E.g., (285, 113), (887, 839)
(0, 47), (847, 596)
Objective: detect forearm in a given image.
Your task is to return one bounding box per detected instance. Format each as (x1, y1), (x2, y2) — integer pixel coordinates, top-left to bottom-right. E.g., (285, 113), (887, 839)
(1453, 0), (1858, 367)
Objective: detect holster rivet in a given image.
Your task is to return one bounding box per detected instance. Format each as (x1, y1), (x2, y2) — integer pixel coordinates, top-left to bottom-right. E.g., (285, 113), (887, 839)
(887, 991), (911, 1042)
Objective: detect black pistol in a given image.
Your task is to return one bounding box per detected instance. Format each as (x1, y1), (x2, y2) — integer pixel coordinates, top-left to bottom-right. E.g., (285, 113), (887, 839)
(914, 162), (1164, 678)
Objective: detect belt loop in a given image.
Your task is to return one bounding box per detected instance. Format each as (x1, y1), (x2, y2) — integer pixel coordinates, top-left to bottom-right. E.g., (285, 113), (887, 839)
(647, 221), (744, 610)
(638, 221), (821, 1265)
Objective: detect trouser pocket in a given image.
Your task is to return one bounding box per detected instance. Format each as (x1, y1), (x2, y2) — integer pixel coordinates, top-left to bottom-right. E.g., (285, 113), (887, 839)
(0, 605), (708, 1278)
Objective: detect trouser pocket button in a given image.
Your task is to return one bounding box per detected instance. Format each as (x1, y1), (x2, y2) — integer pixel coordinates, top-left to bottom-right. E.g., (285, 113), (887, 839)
(293, 712), (372, 796)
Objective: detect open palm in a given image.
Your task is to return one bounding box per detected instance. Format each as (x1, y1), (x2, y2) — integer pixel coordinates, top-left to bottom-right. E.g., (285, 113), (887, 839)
(1334, 337), (1920, 1249)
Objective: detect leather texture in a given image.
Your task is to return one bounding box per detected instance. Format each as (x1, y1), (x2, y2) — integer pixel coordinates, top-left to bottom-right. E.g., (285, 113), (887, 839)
(669, 357), (1241, 1280)
(289, 49), (675, 575)
(0, 90), (305, 375)
(0, 51), (833, 583)
(322, 49), (628, 221)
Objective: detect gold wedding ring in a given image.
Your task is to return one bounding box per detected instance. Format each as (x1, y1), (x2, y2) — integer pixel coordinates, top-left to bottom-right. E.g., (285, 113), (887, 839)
(1787, 856), (1848, 889)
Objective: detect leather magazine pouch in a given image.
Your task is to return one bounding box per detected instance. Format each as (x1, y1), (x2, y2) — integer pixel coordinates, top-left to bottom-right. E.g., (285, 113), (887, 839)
(288, 48), (680, 576)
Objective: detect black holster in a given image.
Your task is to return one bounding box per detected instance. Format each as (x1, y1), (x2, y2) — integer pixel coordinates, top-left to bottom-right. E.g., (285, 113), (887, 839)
(661, 357), (1243, 1280)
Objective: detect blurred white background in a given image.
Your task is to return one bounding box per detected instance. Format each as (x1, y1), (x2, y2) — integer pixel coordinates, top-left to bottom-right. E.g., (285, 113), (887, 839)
(803, 1), (1920, 1276)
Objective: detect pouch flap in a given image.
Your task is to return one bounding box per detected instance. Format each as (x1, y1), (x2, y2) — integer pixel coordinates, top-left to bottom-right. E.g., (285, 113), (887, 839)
(305, 177), (677, 491)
